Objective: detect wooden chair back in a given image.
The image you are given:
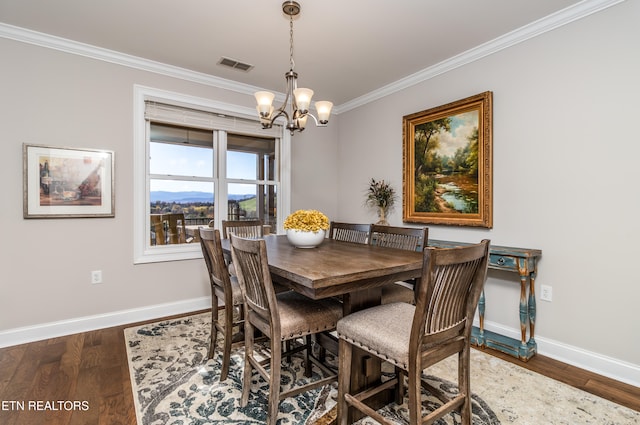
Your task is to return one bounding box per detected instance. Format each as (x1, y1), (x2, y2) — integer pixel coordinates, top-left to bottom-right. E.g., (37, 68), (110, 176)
(229, 234), (277, 331)
(150, 214), (165, 245)
(370, 225), (428, 252)
(165, 212), (186, 244)
(371, 225), (428, 304)
(328, 222), (371, 244)
(414, 240), (490, 363)
(222, 219), (264, 239)
(199, 228), (233, 303)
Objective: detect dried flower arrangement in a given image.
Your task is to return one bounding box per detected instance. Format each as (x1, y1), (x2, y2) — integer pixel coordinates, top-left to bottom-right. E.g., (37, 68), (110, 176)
(283, 210), (330, 232)
(365, 178), (396, 209)
(365, 178), (396, 225)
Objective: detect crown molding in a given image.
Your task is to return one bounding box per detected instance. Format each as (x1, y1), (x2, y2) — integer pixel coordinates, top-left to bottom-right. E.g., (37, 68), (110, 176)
(0, 0), (625, 115)
(0, 22), (265, 98)
(335, 0), (625, 113)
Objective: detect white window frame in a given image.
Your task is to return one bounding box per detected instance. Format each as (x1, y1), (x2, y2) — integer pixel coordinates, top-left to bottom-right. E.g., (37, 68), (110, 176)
(133, 85), (291, 264)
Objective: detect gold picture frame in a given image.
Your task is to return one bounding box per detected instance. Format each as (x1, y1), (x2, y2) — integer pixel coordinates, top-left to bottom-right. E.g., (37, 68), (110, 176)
(23, 144), (115, 218)
(402, 91), (492, 228)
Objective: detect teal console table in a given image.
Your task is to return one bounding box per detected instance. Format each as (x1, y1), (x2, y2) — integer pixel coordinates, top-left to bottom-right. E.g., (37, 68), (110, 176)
(428, 239), (542, 361)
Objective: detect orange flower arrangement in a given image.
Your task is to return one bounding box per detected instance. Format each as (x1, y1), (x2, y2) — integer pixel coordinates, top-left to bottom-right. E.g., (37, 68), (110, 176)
(283, 210), (329, 233)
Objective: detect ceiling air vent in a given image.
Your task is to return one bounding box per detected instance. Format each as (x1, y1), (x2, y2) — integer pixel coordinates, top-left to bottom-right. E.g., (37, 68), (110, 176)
(218, 57), (253, 72)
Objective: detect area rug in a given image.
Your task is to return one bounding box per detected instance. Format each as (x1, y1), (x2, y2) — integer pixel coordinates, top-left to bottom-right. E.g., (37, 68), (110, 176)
(125, 312), (639, 425)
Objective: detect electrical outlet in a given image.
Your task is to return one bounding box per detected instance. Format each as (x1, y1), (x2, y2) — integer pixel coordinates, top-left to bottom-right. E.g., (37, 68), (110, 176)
(91, 270), (103, 284)
(540, 284), (552, 302)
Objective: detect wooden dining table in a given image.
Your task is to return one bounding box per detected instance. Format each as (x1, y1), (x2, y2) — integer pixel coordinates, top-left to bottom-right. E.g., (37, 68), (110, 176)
(221, 234), (422, 311)
(221, 234), (423, 420)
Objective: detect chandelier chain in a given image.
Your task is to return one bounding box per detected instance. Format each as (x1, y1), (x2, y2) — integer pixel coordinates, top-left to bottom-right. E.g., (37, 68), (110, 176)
(289, 14), (295, 70)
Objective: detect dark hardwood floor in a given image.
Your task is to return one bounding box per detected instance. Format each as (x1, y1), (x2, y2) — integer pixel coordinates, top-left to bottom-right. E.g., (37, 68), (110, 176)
(1, 310), (638, 425)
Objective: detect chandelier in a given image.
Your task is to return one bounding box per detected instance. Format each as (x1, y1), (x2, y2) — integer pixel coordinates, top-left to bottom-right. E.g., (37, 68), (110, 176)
(254, 1), (333, 135)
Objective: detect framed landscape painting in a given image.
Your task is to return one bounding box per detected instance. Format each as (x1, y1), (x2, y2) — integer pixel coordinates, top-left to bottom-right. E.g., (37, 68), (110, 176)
(23, 144), (115, 218)
(402, 91), (492, 228)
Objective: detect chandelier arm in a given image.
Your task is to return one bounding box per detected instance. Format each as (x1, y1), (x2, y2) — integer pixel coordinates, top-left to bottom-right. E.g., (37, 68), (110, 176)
(260, 107), (289, 130)
(304, 113), (325, 127)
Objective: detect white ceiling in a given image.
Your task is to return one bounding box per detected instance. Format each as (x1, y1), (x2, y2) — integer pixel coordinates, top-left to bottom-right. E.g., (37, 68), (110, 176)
(0, 0), (611, 108)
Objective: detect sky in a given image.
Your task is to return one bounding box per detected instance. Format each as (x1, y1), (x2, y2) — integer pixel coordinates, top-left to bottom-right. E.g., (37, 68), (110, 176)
(435, 110), (478, 157)
(149, 143), (260, 195)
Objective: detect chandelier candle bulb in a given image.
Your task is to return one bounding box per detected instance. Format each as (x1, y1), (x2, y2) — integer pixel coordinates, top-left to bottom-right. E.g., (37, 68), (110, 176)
(315, 101), (333, 124)
(293, 88), (313, 112)
(296, 114), (308, 129)
(255, 91), (275, 117)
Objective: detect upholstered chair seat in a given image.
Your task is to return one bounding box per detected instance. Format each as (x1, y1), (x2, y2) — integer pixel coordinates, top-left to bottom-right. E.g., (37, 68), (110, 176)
(381, 282), (416, 305)
(270, 291), (342, 339)
(337, 302), (414, 369)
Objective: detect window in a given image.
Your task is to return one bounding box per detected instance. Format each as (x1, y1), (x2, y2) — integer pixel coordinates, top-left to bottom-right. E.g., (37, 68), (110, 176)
(134, 86), (291, 263)
(226, 134), (278, 227)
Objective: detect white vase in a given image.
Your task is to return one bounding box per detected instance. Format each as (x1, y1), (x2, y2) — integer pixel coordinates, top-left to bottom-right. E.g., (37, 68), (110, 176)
(286, 229), (326, 248)
(376, 206), (389, 225)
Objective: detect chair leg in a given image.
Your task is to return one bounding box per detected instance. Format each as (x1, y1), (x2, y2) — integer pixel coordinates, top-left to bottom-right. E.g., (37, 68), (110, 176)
(220, 303), (234, 380)
(285, 340), (292, 363)
(268, 337), (282, 425)
(459, 347), (472, 425)
(337, 339), (353, 425)
(237, 304), (245, 335)
(304, 335), (312, 378)
(395, 366), (405, 405)
(241, 321), (254, 407)
(408, 361), (422, 425)
(208, 295), (219, 360)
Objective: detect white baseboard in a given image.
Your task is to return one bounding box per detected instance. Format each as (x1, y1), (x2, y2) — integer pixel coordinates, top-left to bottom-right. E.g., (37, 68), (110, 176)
(479, 320), (640, 388)
(2, 303), (638, 389)
(0, 297), (211, 349)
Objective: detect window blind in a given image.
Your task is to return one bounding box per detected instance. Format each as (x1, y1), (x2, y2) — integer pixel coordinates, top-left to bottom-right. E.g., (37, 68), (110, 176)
(144, 101), (282, 138)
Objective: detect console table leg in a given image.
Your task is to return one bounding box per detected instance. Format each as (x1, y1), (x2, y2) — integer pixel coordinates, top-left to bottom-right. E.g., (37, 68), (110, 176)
(478, 290), (486, 342)
(528, 271), (537, 342)
(518, 270), (529, 352)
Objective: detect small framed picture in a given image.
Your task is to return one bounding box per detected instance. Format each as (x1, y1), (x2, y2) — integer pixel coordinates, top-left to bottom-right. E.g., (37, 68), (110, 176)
(23, 144), (115, 218)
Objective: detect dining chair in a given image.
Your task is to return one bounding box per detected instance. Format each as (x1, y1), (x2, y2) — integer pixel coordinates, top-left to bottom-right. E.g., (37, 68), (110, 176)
(199, 227), (245, 380)
(229, 234), (342, 425)
(336, 239), (490, 425)
(369, 225), (428, 305)
(150, 214), (166, 245)
(165, 212), (187, 244)
(221, 219), (264, 239)
(328, 222), (371, 244)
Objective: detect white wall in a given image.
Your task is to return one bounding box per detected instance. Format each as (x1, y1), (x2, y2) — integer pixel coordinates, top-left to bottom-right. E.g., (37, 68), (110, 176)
(336, 1), (640, 383)
(289, 120), (340, 218)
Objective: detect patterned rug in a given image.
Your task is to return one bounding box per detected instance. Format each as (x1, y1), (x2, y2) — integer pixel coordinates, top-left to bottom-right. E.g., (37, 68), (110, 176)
(125, 312), (639, 425)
